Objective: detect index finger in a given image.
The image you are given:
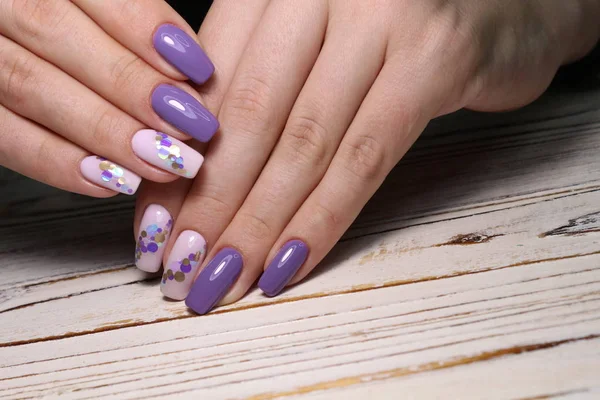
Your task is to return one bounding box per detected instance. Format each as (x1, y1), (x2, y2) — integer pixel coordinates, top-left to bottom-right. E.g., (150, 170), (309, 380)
(73, 0), (214, 84)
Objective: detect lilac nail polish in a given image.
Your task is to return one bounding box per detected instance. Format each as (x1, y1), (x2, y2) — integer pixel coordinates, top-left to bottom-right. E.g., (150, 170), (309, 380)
(258, 240), (308, 297)
(151, 84), (219, 142)
(185, 248), (243, 315)
(153, 24), (215, 85)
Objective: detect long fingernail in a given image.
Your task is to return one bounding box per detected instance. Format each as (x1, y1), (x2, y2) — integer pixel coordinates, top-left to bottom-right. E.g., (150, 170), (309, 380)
(161, 230), (207, 300)
(185, 248), (243, 315)
(153, 24), (215, 85)
(151, 84), (219, 142)
(132, 129), (203, 178)
(258, 240), (309, 297)
(80, 156), (141, 195)
(135, 205), (173, 272)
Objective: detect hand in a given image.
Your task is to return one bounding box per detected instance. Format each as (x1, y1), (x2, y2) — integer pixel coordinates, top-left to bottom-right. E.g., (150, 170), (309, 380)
(135, 0), (600, 312)
(0, 0), (218, 197)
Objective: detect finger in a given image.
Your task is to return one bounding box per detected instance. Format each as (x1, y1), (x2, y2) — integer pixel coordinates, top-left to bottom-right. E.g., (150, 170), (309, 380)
(133, 0), (270, 274)
(199, 13), (388, 306)
(193, 0), (271, 108)
(73, 0), (213, 84)
(0, 35), (203, 182)
(167, 1), (329, 306)
(0, 0), (217, 141)
(133, 178), (192, 272)
(0, 104), (133, 197)
(259, 53), (463, 295)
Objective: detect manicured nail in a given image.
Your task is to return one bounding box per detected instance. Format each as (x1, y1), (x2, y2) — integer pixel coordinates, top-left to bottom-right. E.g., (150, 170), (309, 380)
(153, 24), (215, 85)
(185, 248), (243, 315)
(258, 240), (309, 297)
(135, 205), (173, 273)
(132, 129), (203, 178)
(151, 84), (219, 143)
(161, 230), (207, 300)
(80, 156), (141, 195)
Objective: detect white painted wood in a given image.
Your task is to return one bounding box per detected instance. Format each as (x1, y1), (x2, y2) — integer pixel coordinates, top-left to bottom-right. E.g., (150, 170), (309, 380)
(0, 85), (599, 399)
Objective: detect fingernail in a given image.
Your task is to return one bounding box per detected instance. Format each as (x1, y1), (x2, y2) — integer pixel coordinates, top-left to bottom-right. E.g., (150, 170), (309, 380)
(258, 240), (309, 297)
(151, 84), (219, 142)
(132, 129), (203, 178)
(135, 205), (173, 273)
(161, 230), (207, 300)
(185, 248), (243, 315)
(153, 24), (215, 85)
(80, 156), (141, 195)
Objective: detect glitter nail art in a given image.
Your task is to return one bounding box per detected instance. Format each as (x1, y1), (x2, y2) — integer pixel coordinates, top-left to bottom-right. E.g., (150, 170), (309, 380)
(135, 218), (173, 263)
(155, 133), (189, 177)
(162, 246), (205, 285)
(97, 157), (134, 194)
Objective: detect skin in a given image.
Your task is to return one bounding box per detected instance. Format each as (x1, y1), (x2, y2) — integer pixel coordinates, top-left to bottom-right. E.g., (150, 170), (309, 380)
(0, 0), (209, 196)
(136, 0), (600, 308)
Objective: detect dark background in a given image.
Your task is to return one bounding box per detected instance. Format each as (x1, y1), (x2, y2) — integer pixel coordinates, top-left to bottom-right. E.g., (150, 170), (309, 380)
(167, 0), (212, 32)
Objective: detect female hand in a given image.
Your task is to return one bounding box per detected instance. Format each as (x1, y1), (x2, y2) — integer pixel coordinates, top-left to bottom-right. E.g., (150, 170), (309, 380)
(135, 0), (600, 311)
(0, 0), (218, 197)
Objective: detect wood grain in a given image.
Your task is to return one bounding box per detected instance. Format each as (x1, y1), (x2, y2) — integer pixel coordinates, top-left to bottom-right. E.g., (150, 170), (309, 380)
(0, 86), (599, 398)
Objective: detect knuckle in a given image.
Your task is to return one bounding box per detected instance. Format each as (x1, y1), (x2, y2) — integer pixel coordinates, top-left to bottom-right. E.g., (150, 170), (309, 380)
(283, 113), (330, 167)
(312, 201), (342, 233)
(10, 0), (71, 40)
(225, 75), (273, 138)
(0, 48), (38, 107)
(109, 55), (145, 94)
(238, 212), (273, 243)
(340, 134), (388, 182)
(183, 184), (235, 223)
(34, 135), (54, 184)
(90, 108), (122, 148)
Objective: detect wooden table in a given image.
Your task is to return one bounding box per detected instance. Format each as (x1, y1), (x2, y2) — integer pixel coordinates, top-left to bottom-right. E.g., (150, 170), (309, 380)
(1, 83), (600, 399)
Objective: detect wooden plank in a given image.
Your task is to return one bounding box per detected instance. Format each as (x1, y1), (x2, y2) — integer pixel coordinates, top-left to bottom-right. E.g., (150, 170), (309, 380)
(1, 186), (599, 346)
(0, 254), (598, 398)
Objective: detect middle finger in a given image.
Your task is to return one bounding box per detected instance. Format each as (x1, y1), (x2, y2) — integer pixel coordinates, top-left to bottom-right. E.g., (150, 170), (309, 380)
(186, 7), (388, 313)
(160, 0), (328, 300)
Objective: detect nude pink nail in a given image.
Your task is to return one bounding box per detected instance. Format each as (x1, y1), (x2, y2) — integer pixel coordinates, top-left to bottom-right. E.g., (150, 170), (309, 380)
(161, 230), (207, 300)
(80, 156), (141, 195)
(135, 205), (173, 273)
(132, 129), (203, 178)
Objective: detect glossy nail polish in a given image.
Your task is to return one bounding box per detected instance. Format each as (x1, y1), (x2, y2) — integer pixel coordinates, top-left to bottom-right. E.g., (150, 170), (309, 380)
(132, 129), (203, 178)
(135, 205), (173, 273)
(151, 84), (219, 142)
(80, 156), (141, 195)
(161, 230), (207, 301)
(258, 240), (309, 297)
(153, 24), (215, 85)
(185, 248), (243, 315)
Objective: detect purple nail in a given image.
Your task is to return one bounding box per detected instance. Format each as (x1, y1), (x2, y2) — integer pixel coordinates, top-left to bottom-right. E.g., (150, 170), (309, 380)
(151, 84), (219, 142)
(258, 240), (308, 297)
(153, 24), (215, 85)
(185, 248), (243, 315)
